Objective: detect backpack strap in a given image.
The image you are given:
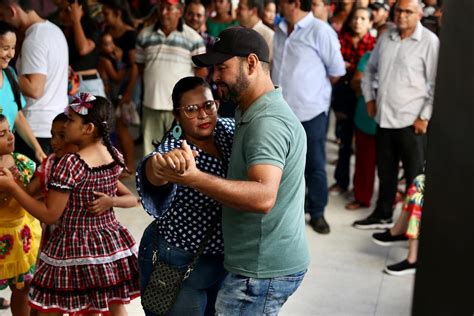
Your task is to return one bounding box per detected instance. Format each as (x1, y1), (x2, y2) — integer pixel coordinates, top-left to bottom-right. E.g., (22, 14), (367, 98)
(3, 67), (22, 112)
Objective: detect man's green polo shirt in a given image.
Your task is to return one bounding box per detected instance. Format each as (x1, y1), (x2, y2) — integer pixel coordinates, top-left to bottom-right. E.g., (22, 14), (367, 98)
(222, 88), (310, 278)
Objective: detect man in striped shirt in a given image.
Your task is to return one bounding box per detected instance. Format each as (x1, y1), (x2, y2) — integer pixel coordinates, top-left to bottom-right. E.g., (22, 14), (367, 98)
(136, 0), (206, 155)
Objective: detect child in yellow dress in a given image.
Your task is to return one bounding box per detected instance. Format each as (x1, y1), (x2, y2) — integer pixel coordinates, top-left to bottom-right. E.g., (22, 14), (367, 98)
(0, 114), (41, 315)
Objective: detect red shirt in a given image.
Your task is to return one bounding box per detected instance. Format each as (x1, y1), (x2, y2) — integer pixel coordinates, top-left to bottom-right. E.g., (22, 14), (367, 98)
(339, 31), (376, 78)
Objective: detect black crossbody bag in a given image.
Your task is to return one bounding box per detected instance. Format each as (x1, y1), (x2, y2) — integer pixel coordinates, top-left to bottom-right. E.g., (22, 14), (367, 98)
(141, 220), (217, 315)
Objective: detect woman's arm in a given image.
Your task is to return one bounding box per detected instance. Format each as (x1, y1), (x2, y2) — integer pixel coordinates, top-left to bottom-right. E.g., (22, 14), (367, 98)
(120, 49), (138, 104)
(14, 111), (47, 161)
(350, 70), (363, 96)
(70, 1), (96, 56)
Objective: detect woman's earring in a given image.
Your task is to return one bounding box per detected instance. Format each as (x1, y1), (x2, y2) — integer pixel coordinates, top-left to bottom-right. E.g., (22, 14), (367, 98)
(172, 123), (182, 140)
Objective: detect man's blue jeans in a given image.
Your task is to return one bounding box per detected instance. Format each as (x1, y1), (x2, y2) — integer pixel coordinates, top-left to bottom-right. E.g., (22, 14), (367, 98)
(302, 112), (329, 219)
(215, 270), (306, 315)
(138, 222), (227, 316)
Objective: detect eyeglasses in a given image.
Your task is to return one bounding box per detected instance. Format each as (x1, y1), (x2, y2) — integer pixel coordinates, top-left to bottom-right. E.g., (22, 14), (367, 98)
(395, 8), (416, 16)
(178, 100), (219, 118)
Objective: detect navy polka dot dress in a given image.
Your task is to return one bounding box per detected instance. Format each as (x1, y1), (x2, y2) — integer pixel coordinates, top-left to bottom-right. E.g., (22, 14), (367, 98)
(136, 118), (235, 255)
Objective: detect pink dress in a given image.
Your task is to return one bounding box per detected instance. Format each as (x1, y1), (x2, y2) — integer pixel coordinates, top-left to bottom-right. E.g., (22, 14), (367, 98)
(29, 152), (139, 314)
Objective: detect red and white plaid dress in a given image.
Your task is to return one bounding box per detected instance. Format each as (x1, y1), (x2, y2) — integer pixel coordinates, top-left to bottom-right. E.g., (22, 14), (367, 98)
(29, 152), (140, 314)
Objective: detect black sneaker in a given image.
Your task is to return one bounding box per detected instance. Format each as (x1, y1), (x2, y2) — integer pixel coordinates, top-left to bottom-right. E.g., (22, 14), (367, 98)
(353, 216), (393, 230)
(372, 230), (408, 246)
(309, 216), (330, 234)
(384, 259), (416, 276)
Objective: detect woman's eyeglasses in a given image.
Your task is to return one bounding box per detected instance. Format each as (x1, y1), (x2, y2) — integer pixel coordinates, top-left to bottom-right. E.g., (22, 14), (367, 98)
(178, 100), (219, 119)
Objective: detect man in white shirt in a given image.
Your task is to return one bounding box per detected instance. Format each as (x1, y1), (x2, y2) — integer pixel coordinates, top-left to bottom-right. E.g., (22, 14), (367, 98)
(0, 0), (68, 158)
(353, 0), (439, 230)
(236, 0), (274, 62)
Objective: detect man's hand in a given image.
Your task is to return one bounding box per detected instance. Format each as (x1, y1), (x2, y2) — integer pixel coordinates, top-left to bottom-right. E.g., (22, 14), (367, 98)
(367, 100), (377, 118)
(413, 118), (429, 134)
(145, 140), (199, 186)
(155, 140), (200, 187)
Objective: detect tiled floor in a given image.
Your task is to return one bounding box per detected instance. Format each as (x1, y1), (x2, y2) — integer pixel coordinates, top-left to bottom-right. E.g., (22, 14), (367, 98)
(0, 120), (414, 315)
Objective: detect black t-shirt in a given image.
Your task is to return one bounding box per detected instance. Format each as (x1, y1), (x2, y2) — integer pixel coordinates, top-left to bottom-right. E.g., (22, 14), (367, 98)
(68, 21), (101, 71)
(113, 29), (137, 67)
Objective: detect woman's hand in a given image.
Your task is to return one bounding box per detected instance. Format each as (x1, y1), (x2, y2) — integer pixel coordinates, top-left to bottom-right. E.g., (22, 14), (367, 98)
(69, 0), (84, 25)
(89, 191), (114, 216)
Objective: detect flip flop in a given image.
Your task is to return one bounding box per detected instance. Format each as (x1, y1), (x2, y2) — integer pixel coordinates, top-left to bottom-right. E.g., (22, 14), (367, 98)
(0, 297), (10, 310)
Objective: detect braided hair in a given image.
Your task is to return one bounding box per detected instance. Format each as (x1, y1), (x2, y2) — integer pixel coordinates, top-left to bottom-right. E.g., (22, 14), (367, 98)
(71, 95), (126, 170)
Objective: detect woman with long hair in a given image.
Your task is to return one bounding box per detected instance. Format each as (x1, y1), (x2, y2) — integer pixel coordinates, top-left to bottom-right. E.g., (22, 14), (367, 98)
(100, 0), (141, 175)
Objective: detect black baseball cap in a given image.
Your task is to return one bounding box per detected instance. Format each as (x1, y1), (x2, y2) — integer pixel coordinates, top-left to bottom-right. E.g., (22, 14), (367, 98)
(369, 0), (390, 11)
(192, 27), (270, 67)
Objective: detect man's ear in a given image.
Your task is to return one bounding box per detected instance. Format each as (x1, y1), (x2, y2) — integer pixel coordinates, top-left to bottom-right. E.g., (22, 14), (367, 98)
(246, 54), (259, 75)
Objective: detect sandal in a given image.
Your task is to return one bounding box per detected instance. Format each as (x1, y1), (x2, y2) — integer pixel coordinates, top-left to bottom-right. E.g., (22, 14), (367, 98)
(345, 201), (367, 210)
(0, 297), (10, 310)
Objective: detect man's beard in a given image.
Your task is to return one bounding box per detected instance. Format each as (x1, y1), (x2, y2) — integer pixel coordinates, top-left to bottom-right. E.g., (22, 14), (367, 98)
(217, 63), (250, 104)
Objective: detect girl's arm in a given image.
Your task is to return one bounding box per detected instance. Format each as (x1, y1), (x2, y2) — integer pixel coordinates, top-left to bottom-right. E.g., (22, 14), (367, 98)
(89, 181), (139, 215)
(70, 1), (96, 56)
(98, 57), (123, 83)
(0, 170), (68, 224)
(14, 111), (47, 161)
(26, 177), (41, 197)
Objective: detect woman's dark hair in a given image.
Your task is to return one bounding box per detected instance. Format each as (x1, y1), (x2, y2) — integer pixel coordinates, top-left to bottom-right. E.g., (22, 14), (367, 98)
(0, 22), (21, 112)
(171, 76), (211, 114)
(151, 77), (211, 147)
(0, 20), (15, 36)
(0, 114), (6, 122)
(100, 0), (135, 27)
(71, 95), (126, 169)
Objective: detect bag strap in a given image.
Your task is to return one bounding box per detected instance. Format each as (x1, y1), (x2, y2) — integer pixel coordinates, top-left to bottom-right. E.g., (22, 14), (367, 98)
(3, 67), (22, 112)
(153, 214), (219, 275)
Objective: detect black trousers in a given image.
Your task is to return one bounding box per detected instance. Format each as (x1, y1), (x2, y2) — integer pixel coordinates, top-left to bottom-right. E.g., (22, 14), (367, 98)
(373, 126), (426, 219)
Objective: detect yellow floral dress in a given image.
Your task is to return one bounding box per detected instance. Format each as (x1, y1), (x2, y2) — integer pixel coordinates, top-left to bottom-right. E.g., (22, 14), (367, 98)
(0, 153), (41, 290)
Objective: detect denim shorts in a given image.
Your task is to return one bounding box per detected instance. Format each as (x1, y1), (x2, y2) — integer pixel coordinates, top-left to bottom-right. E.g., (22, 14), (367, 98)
(215, 270), (307, 316)
(138, 222), (226, 316)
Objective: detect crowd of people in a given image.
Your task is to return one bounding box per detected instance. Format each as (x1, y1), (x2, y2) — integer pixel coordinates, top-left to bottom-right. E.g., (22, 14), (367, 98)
(0, 0), (441, 314)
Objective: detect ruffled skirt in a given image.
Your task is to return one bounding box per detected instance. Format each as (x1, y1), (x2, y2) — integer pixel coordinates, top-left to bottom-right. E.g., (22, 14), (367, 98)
(29, 221), (140, 314)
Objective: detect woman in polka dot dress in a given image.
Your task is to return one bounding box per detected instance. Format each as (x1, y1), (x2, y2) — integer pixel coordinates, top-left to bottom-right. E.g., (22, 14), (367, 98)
(136, 76), (235, 316)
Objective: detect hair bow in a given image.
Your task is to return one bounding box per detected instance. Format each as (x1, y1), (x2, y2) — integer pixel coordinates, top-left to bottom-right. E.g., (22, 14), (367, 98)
(69, 93), (96, 115)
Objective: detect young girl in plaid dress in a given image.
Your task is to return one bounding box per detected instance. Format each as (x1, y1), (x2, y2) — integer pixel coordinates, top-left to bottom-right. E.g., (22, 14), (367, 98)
(0, 93), (140, 315)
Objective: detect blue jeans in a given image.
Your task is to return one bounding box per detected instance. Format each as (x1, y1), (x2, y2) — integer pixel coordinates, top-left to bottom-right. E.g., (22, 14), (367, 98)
(215, 270), (307, 315)
(138, 222), (226, 316)
(77, 75), (106, 98)
(302, 112), (329, 219)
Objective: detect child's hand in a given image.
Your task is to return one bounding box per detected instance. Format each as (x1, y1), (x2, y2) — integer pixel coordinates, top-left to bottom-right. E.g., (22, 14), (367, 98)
(89, 191), (114, 216)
